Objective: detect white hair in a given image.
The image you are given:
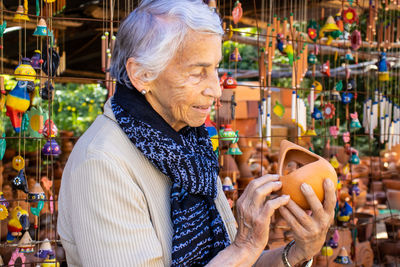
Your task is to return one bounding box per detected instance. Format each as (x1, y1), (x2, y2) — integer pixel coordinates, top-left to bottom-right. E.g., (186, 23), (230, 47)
(110, 0), (224, 88)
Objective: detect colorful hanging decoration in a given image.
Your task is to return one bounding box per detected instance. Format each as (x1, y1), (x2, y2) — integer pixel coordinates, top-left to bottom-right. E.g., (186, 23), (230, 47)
(335, 80), (343, 91)
(307, 52), (317, 65)
(338, 201), (353, 222)
(273, 101), (285, 118)
(28, 107), (47, 137)
(320, 16), (341, 45)
(35, 239), (56, 259)
(349, 180), (361, 196)
(33, 18), (49, 36)
(322, 103), (335, 119)
(329, 126), (339, 138)
(0, 192), (9, 209)
(345, 49), (354, 61)
(205, 116), (218, 154)
(223, 72), (237, 89)
(334, 11), (344, 32)
(43, 119), (58, 138)
(342, 92), (353, 104)
(321, 60), (330, 76)
(14, 58), (36, 82)
(0, 133), (6, 160)
(219, 124), (238, 142)
(18, 231), (34, 253)
(312, 81), (323, 93)
(6, 81), (30, 133)
(42, 139), (61, 156)
(7, 206), (29, 243)
(312, 107), (323, 120)
(343, 131), (350, 143)
(0, 21), (7, 37)
(349, 151), (360, 165)
(232, 1), (243, 24)
(12, 155), (25, 171)
(13, 4), (29, 22)
(377, 52), (389, 81)
(350, 30), (362, 50)
(8, 249), (26, 266)
(307, 20), (319, 42)
(330, 155), (340, 169)
(11, 170), (29, 194)
(230, 47), (242, 62)
(226, 142), (242, 155)
(321, 245), (333, 256)
(343, 8), (358, 24)
(350, 112), (362, 130)
(334, 247), (352, 264)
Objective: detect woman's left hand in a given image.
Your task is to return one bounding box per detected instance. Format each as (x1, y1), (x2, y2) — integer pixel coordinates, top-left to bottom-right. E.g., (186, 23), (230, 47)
(278, 178), (337, 263)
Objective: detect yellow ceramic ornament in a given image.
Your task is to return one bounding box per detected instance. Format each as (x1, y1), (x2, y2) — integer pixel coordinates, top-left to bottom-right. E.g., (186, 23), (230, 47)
(342, 163), (350, 175)
(42, 258), (60, 267)
(312, 81), (323, 94)
(321, 245), (333, 256)
(0, 204), (8, 220)
(330, 155), (340, 169)
(14, 59), (36, 82)
(12, 155), (25, 171)
(273, 101), (285, 118)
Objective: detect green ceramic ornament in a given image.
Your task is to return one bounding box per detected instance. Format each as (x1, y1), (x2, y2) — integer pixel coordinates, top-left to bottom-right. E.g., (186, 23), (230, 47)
(21, 113), (29, 133)
(335, 80), (343, 91)
(0, 133), (6, 160)
(219, 124), (239, 142)
(273, 101), (285, 118)
(28, 107), (48, 138)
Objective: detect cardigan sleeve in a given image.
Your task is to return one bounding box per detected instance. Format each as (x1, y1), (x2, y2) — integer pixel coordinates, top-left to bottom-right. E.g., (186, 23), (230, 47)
(62, 156), (164, 267)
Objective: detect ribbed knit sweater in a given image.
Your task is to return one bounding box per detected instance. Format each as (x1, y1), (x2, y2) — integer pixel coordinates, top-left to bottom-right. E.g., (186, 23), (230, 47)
(57, 99), (237, 267)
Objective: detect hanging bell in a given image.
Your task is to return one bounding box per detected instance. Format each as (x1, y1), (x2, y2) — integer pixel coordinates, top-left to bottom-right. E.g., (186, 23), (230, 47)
(43, 119), (58, 138)
(320, 16), (340, 44)
(349, 151), (360, 165)
(11, 170), (29, 194)
(232, 1), (243, 24)
(334, 247), (352, 265)
(33, 18), (48, 37)
(350, 112), (362, 130)
(321, 60), (330, 76)
(28, 183), (46, 203)
(14, 58), (36, 82)
(226, 142), (242, 155)
(30, 50), (43, 70)
(35, 238), (55, 259)
(349, 180), (361, 196)
(42, 139), (61, 156)
(18, 231), (34, 253)
(345, 49), (353, 61)
(307, 52), (317, 65)
(222, 177), (234, 191)
(13, 5), (29, 22)
(230, 47), (242, 62)
(223, 72), (237, 89)
(377, 52), (389, 81)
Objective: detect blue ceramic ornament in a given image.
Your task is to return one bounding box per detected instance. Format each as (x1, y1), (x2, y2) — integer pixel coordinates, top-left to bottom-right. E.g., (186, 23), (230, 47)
(11, 170), (29, 194)
(342, 92), (353, 104)
(312, 107), (323, 120)
(349, 180), (361, 196)
(42, 139), (61, 156)
(349, 151), (360, 165)
(338, 201), (353, 222)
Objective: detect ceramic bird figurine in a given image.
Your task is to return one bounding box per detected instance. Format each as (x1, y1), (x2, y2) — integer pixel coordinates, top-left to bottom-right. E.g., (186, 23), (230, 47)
(283, 43), (294, 66)
(377, 52), (389, 81)
(276, 33), (285, 53)
(276, 34), (294, 66)
(6, 81), (30, 133)
(7, 206), (29, 243)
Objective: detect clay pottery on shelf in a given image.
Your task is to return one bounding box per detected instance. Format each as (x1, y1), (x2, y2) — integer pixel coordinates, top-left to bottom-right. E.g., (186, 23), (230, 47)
(219, 154), (240, 180)
(278, 140), (338, 210)
(385, 217), (400, 240)
(387, 189), (400, 210)
(355, 212), (373, 242)
(383, 179), (400, 190)
(379, 240), (400, 257)
(235, 146), (255, 178)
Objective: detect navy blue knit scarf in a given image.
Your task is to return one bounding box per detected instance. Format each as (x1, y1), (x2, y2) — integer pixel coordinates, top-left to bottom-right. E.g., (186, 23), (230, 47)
(112, 84), (230, 266)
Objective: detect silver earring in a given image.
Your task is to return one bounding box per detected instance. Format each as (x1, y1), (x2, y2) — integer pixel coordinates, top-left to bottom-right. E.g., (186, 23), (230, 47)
(141, 90), (147, 95)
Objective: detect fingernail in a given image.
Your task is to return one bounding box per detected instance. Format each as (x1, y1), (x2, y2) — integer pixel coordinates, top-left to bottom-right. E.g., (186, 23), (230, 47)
(283, 195), (290, 200)
(325, 179), (334, 187)
(275, 181), (282, 186)
(301, 183), (312, 193)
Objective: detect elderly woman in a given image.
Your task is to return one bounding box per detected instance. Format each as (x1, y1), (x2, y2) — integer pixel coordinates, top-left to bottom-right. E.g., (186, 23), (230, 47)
(58, 0), (336, 266)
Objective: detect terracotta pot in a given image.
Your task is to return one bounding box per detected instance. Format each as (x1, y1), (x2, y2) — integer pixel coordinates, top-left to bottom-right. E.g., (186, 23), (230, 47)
(385, 217), (400, 240)
(355, 212), (373, 242)
(278, 140), (338, 210)
(371, 181), (383, 192)
(235, 146), (254, 178)
(387, 189), (400, 210)
(383, 179), (400, 190)
(379, 240), (400, 256)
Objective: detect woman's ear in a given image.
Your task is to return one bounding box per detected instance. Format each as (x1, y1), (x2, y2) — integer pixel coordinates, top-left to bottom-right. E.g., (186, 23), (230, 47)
(126, 58), (150, 94)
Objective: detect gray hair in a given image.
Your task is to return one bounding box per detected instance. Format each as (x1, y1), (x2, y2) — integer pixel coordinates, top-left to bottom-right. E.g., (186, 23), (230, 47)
(110, 0), (224, 88)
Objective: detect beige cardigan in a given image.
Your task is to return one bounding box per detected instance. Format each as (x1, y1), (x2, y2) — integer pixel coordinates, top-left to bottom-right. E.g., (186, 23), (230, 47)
(57, 99), (237, 267)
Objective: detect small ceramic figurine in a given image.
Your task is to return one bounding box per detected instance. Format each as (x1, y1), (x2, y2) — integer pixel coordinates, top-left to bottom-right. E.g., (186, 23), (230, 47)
(334, 247), (352, 264)
(349, 151), (360, 165)
(7, 206), (30, 242)
(30, 50), (43, 70)
(312, 107), (323, 120)
(307, 52), (317, 65)
(223, 72), (237, 89)
(18, 231), (34, 253)
(321, 60), (330, 76)
(33, 18), (49, 36)
(222, 177), (234, 191)
(11, 170), (29, 193)
(35, 239), (55, 259)
(350, 112), (362, 130)
(6, 81), (31, 133)
(219, 124), (239, 142)
(329, 126), (339, 139)
(42, 139), (61, 156)
(12, 155), (25, 171)
(343, 8), (358, 24)
(377, 52), (389, 81)
(226, 142), (242, 155)
(349, 180), (361, 196)
(338, 201), (353, 222)
(230, 47), (242, 62)
(277, 140), (338, 209)
(43, 119), (58, 138)
(327, 236), (338, 249)
(322, 103), (335, 119)
(14, 58), (36, 82)
(232, 0), (243, 24)
(342, 92), (353, 104)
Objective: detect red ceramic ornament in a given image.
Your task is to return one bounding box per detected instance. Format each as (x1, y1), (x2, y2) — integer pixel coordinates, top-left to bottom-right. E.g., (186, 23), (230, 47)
(350, 30), (361, 51)
(42, 119), (58, 138)
(343, 8), (358, 24)
(323, 103), (335, 119)
(321, 60), (331, 77)
(223, 73), (237, 89)
(232, 1), (243, 24)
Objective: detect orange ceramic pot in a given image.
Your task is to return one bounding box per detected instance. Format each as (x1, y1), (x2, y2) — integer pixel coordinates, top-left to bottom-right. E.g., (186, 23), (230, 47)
(278, 140), (338, 209)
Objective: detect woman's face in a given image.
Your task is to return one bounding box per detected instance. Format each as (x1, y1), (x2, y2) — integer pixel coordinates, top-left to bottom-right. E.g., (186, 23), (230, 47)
(146, 31), (222, 131)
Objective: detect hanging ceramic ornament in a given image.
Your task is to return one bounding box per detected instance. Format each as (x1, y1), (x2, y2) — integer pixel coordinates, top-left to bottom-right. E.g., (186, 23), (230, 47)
(28, 107), (47, 137)
(347, 79), (356, 90)
(30, 50), (43, 70)
(343, 131), (350, 143)
(13, 4), (29, 22)
(323, 103), (335, 119)
(334, 247), (352, 264)
(226, 142), (242, 155)
(327, 237), (338, 249)
(343, 8), (358, 24)
(320, 16), (341, 45)
(42, 139), (61, 156)
(312, 107), (323, 120)
(223, 72), (237, 89)
(342, 92), (353, 104)
(18, 231), (34, 253)
(42, 258), (60, 267)
(273, 101), (285, 118)
(43, 119), (58, 138)
(11, 170), (29, 193)
(350, 112), (362, 130)
(334, 11), (344, 32)
(342, 163), (350, 175)
(6, 81), (30, 133)
(338, 201), (353, 222)
(0, 21), (6, 38)
(349, 180), (361, 196)
(222, 177), (234, 191)
(41, 47), (60, 77)
(219, 124), (238, 142)
(28, 183), (46, 203)
(335, 80), (343, 91)
(0, 203), (7, 220)
(321, 60), (330, 76)
(40, 81), (55, 101)
(0, 192), (9, 208)
(321, 245), (333, 256)
(329, 126), (339, 138)
(33, 18), (48, 36)
(12, 155), (25, 171)
(349, 151), (360, 165)
(345, 49), (354, 61)
(0, 133), (6, 161)
(350, 30), (362, 50)
(7, 206), (29, 242)
(232, 1), (243, 24)
(8, 249), (26, 266)
(330, 155), (340, 169)
(307, 20), (319, 42)
(312, 81), (323, 93)
(377, 52), (389, 81)
(307, 52), (317, 65)
(21, 113), (29, 133)
(14, 58), (36, 82)
(35, 238), (55, 259)
(230, 47), (242, 62)
(205, 116), (218, 154)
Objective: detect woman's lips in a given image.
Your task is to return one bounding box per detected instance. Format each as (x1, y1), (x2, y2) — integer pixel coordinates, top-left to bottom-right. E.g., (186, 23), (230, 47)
(193, 105), (211, 113)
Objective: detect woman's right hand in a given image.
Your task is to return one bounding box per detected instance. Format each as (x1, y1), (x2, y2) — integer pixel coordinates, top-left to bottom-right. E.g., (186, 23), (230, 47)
(233, 174), (290, 259)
